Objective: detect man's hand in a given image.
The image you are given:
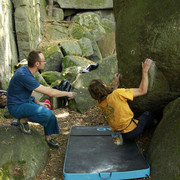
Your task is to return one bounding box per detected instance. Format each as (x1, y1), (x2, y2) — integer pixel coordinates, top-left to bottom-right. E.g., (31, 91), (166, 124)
(68, 92), (77, 99)
(39, 102), (51, 108)
(142, 58), (152, 73)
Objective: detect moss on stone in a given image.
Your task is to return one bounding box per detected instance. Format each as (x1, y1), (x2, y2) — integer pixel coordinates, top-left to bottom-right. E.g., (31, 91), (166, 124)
(41, 71), (61, 85)
(34, 72), (49, 87)
(0, 161), (26, 180)
(63, 55), (94, 69)
(74, 13), (101, 30)
(69, 23), (91, 40)
(101, 18), (115, 33)
(50, 79), (63, 87)
(60, 41), (82, 56)
(47, 25), (68, 40)
(41, 45), (59, 59)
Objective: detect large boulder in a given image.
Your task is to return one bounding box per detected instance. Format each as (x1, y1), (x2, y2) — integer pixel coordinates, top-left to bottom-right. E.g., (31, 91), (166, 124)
(0, 125), (49, 180)
(69, 22), (92, 40)
(46, 23), (68, 40)
(146, 97), (180, 180)
(60, 41), (82, 56)
(56, 0), (113, 9)
(78, 38), (94, 58)
(68, 22), (102, 61)
(113, 0), (180, 115)
(52, 7), (64, 21)
(41, 45), (64, 72)
(13, 0), (46, 60)
(41, 71), (62, 85)
(71, 54), (118, 112)
(72, 12), (106, 41)
(62, 55), (94, 69)
(0, 0), (18, 90)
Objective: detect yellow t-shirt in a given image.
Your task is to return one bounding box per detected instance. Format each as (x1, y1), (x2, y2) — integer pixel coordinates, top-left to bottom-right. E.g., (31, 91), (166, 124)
(98, 88), (137, 133)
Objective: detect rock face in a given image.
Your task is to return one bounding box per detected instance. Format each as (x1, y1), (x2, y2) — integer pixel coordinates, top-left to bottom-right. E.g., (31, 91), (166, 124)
(56, 0), (113, 9)
(113, 0), (180, 115)
(0, 125), (49, 180)
(0, 0), (18, 90)
(146, 97), (180, 180)
(13, 0), (47, 60)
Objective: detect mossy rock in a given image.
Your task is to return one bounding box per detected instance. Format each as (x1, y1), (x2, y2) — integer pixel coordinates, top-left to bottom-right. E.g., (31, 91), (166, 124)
(47, 24), (68, 40)
(0, 126), (48, 180)
(41, 45), (61, 59)
(61, 66), (82, 83)
(146, 97), (180, 180)
(73, 12), (101, 30)
(0, 160), (26, 180)
(63, 55), (94, 69)
(101, 18), (115, 33)
(41, 44), (63, 72)
(113, 0), (180, 114)
(60, 41), (82, 56)
(34, 72), (49, 87)
(41, 71), (61, 85)
(73, 12), (106, 41)
(78, 37), (94, 58)
(69, 23), (92, 40)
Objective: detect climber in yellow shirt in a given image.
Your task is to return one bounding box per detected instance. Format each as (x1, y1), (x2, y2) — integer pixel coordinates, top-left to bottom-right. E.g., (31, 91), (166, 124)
(88, 58), (154, 145)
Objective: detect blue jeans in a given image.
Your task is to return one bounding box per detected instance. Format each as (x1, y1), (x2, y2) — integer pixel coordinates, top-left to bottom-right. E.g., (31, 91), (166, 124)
(8, 97), (60, 136)
(122, 111), (155, 139)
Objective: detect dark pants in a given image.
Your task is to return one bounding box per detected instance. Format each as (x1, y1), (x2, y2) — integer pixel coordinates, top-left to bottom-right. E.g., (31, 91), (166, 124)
(8, 97), (60, 136)
(122, 111), (155, 139)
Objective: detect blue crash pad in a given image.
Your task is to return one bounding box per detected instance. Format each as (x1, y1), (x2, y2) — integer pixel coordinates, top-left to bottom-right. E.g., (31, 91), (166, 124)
(63, 126), (150, 180)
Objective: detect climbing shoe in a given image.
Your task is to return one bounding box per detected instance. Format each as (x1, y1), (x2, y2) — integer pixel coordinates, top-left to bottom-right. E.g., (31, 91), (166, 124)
(112, 132), (123, 146)
(113, 137), (121, 146)
(18, 120), (31, 135)
(47, 139), (59, 148)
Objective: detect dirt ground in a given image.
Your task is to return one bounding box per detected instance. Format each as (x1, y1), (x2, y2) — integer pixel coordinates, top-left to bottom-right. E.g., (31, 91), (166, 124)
(1, 106), (152, 180)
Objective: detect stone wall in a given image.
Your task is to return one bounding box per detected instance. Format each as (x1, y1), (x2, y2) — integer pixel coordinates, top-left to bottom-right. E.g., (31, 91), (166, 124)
(0, 0), (18, 90)
(13, 0), (47, 60)
(56, 0), (113, 9)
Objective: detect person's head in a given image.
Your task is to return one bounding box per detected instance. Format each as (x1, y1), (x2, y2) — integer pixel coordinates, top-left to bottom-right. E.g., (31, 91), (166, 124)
(88, 79), (113, 102)
(27, 50), (46, 70)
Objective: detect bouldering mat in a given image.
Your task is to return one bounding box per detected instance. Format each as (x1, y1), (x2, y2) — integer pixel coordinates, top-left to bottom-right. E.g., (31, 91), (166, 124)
(63, 126), (150, 180)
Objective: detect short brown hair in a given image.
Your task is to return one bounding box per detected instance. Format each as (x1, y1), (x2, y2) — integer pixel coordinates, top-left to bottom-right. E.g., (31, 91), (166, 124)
(27, 50), (42, 67)
(88, 79), (113, 102)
